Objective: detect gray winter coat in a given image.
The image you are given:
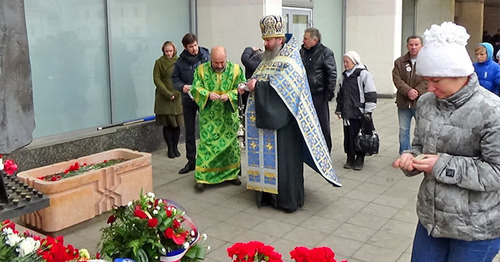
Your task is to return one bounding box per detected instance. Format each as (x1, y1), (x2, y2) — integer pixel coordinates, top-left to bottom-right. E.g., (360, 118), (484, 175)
(405, 74), (500, 241)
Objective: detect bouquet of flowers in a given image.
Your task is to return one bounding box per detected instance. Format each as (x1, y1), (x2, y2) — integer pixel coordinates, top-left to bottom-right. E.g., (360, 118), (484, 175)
(0, 220), (102, 262)
(227, 242), (347, 262)
(99, 191), (207, 262)
(290, 246), (348, 262)
(0, 220), (42, 262)
(227, 241), (282, 262)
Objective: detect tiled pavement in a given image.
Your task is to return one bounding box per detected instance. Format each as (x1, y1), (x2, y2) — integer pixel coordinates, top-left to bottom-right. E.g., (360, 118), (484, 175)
(37, 98), (426, 262)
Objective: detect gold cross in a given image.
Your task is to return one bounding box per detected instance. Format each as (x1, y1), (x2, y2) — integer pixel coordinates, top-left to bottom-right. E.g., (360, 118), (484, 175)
(250, 114), (256, 122)
(250, 141), (257, 149)
(266, 143), (273, 151)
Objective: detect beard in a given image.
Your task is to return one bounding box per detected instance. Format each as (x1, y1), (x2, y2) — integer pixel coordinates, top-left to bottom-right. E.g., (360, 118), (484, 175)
(212, 64), (226, 73)
(262, 44), (281, 61)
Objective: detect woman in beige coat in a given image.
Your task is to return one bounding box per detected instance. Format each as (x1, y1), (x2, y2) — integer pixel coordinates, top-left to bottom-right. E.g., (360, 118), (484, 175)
(153, 41), (183, 158)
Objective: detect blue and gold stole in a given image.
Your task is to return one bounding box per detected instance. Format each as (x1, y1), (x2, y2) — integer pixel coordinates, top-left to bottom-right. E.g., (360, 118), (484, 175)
(245, 35), (341, 194)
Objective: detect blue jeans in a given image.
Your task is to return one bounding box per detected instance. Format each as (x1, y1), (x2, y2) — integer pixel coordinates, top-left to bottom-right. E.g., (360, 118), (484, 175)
(411, 222), (500, 262)
(398, 108), (416, 154)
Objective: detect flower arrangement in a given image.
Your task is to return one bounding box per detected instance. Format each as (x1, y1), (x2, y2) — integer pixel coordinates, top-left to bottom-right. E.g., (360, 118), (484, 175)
(227, 241), (282, 262)
(99, 191), (207, 262)
(0, 155), (18, 175)
(227, 242), (347, 262)
(38, 159), (125, 182)
(0, 220), (103, 262)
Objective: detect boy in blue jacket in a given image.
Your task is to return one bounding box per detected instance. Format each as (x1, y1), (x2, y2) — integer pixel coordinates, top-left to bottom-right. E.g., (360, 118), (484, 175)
(473, 42), (500, 95)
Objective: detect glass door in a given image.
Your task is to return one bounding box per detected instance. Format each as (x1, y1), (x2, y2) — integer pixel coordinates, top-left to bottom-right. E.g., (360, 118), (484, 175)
(282, 8), (313, 39)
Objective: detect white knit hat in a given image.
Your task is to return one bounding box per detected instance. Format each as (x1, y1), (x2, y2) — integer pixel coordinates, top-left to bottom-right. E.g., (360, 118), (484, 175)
(344, 51), (361, 65)
(416, 22), (474, 77)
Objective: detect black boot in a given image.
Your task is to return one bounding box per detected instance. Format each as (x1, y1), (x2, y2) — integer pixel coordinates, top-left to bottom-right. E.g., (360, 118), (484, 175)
(179, 161), (195, 174)
(343, 155), (355, 169)
(353, 155), (365, 171)
(163, 127), (175, 159)
(172, 127), (181, 157)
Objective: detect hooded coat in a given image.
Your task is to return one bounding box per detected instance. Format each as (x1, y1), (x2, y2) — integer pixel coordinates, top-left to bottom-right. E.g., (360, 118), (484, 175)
(473, 42), (500, 95)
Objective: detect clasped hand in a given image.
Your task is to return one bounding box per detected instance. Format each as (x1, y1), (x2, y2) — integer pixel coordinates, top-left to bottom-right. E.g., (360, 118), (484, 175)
(393, 153), (439, 173)
(210, 92), (229, 102)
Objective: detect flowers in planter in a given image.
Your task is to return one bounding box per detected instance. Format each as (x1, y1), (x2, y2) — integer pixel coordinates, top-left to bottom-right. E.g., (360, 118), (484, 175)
(38, 159), (125, 182)
(99, 191), (207, 262)
(227, 242), (347, 262)
(0, 155), (18, 175)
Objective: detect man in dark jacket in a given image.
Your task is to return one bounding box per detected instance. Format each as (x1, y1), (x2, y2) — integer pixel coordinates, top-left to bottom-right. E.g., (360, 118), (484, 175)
(172, 33), (210, 174)
(392, 35), (427, 154)
(300, 28), (337, 152)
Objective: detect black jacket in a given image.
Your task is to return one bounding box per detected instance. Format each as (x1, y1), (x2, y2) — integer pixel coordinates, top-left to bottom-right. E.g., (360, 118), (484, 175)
(172, 47), (210, 106)
(300, 43), (337, 99)
(241, 47), (263, 79)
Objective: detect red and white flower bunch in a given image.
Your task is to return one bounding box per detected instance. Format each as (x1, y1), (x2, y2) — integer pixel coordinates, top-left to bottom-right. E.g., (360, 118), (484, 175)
(99, 191), (207, 262)
(0, 220), (101, 262)
(0, 155), (18, 175)
(227, 242), (347, 262)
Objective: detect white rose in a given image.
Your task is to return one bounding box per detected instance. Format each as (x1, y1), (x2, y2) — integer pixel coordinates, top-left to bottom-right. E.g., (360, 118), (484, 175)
(5, 234), (22, 247)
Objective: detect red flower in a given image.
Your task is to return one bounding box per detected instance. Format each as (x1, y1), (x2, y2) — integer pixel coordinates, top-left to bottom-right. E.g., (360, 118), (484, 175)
(164, 227), (188, 245)
(290, 246), (309, 262)
(3, 159), (18, 175)
(107, 215), (116, 224)
(133, 209), (148, 219)
(172, 219), (181, 229)
(147, 218), (158, 228)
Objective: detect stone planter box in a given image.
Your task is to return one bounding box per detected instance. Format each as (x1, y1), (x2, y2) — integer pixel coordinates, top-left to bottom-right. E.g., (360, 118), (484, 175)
(17, 148), (153, 232)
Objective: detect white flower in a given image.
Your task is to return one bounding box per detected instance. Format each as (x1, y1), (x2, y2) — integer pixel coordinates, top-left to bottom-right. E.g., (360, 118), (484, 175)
(127, 201), (132, 206)
(156, 206), (161, 210)
(17, 237), (40, 257)
(2, 227), (13, 235)
(201, 233), (208, 241)
(183, 242), (189, 249)
(5, 233), (23, 247)
(207, 246), (211, 251)
(147, 192), (155, 199)
(161, 247), (166, 254)
(147, 205), (152, 209)
(153, 210), (158, 215)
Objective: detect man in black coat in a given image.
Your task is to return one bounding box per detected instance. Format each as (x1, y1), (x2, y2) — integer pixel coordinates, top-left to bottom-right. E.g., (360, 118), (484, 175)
(300, 28), (337, 152)
(172, 33), (210, 174)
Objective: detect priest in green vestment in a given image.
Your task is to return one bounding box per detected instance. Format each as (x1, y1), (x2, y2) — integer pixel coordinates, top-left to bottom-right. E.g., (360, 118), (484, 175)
(190, 46), (246, 192)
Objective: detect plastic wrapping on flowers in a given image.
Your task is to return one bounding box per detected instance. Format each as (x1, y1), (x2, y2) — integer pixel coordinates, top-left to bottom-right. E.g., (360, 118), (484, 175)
(99, 191), (207, 262)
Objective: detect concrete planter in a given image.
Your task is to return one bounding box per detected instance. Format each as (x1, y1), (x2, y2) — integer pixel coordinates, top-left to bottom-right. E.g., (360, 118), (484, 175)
(17, 148), (152, 232)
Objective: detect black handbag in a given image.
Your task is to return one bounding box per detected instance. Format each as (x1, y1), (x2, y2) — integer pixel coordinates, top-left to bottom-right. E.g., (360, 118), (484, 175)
(355, 114), (379, 155)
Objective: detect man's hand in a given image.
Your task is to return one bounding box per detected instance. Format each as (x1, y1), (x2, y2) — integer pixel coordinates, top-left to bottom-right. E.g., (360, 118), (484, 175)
(407, 89), (419, 100)
(170, 95), (175, 100)
(246, 79), (257, 91)
(209, 92), (221, 101)
(182, 85), (191, 93)
(220, 94), (229, 102)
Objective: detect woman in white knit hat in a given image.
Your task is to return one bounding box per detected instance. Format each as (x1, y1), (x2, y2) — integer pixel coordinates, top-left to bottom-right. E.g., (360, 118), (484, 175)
(393, 22), (500, 261)
(335, 51), (377, 170)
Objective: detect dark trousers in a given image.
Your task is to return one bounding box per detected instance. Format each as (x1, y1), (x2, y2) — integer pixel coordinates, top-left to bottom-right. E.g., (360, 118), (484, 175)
(343, 118), (363, 157)
(311, 92), (332, 152)
(183, 103), (199, 162)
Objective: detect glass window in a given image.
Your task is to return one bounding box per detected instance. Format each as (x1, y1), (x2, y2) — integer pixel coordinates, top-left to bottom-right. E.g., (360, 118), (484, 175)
(24, 0), (190, 137)
(25, 0), (110, 137)
(108, 0), (189, 123)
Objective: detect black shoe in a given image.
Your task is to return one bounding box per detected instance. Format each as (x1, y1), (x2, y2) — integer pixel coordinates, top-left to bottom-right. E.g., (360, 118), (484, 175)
(173, 147), (181, 158)
(353, 155), (364, 171)
(343, 155), (355, 169)
(167, 143), (175, 159)
(194, 182), (205, 192)
(230, 178), (241, 186)
(179, 161), (195, 174)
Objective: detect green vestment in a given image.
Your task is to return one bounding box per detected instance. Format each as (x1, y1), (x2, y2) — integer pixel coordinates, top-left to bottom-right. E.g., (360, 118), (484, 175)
(190, 61), (246, 184)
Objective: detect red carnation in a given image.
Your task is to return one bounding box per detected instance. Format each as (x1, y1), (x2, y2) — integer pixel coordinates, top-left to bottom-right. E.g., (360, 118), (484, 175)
(107, 215), (116, 224)
(147, 218), (158, 228)
(133, 209), (148, 219)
